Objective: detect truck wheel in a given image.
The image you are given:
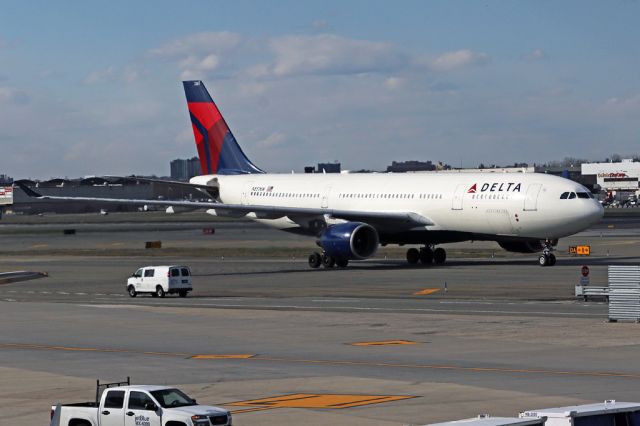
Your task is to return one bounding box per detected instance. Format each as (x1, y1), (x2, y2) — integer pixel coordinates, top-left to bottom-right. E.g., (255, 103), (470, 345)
(165, 422), (188, 426)
(178, 290), (188, 297)
(156, 286), (166, 298)
(70, 420), (92, 426)
(127, 286), (137, 297)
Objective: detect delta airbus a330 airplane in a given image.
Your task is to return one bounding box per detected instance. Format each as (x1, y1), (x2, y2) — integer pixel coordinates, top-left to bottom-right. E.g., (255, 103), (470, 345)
(20, 80), (604, 268)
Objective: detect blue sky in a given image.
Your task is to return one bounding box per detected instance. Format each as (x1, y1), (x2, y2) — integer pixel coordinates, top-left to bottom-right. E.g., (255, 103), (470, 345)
(1, 0), (639, 179)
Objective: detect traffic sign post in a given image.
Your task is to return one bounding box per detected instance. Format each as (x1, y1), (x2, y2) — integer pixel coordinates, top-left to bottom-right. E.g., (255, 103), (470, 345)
(580, 265), (590, 286)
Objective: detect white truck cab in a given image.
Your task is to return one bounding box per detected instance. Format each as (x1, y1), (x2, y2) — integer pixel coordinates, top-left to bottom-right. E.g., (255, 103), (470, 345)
(127, 265), (192, 298)
(51, 382), (230, 426)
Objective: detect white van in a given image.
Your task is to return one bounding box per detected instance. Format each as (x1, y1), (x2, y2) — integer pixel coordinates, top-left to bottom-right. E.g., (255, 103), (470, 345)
(127, 265), (192, 298)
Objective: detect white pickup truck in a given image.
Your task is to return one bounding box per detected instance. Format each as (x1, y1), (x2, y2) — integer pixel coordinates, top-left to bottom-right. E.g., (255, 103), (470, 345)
(51, 380), (231, 426)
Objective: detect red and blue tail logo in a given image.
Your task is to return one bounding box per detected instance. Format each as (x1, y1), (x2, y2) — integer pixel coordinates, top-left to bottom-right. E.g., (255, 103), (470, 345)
(183, 81), (263, 175)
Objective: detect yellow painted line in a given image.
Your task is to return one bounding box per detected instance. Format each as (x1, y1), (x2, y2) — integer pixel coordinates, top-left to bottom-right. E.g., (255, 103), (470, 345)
(30, 244), (49, 249)
(6, 343), (640, 380)
(228, 393), (416, 409)
(350, 340), (417, 346)
(608, 225), (615, 228)
(0, 343), (190, 357)
(192, 354), (255, 359)
(230, 406), (277, 414)
(414, 288), (440, 295)
(254, 356), (640, 379)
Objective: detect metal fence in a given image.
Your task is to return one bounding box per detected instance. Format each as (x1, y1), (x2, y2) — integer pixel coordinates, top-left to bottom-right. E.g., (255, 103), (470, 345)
(608, 266), (640, 322)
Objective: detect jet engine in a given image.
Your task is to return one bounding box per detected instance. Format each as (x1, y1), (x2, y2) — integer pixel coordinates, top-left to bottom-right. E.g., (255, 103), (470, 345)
(498, 239), (545, 253)
(318, 222), (379, 260)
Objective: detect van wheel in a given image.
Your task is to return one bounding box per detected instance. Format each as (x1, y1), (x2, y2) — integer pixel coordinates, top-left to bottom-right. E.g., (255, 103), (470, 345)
(156, 286), (166, 298)
(178, 290), (188, 297)
(127, 286), (137, 297)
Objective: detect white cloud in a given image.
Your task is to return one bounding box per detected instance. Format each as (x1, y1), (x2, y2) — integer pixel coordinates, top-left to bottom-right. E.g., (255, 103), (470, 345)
(603, 94), (640, 112)
(525, 48), (545, 61)
(84, 65), (141, 84)
(0, 87), (29, 105)
(267, 34), (407, 77)
(257, 131), (286, 148)
(149, 31), (242, 58)
(84, 66), (116, 84)
(426, 49), (489, 72)
(384, 76), (405, 90)
(148, 31), (243, 80)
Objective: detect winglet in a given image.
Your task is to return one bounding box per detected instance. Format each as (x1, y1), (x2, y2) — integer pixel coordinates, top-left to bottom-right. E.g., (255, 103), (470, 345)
(16, 182), (44, 198)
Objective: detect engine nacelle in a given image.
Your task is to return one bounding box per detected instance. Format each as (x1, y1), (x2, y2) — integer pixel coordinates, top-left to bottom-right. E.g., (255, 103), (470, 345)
(498, 239), (545, 253)
(318, 222), (379, 260)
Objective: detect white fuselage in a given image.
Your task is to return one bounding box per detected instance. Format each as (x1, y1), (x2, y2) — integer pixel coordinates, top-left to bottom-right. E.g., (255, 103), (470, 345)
(191, 172), (603, 243)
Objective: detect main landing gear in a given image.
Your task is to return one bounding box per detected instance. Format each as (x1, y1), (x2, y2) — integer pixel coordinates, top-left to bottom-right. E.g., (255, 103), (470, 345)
(538, 240), (557, 267)
(308, 252), (349, 269)
(406, 246), (446, 266)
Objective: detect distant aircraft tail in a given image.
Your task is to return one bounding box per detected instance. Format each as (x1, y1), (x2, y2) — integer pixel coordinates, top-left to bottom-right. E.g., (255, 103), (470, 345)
(182, 80), (263, 175)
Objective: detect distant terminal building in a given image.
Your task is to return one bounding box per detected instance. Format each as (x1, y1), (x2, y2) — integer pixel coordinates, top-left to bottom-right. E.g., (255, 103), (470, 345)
(317, 162), (341, 173)
(305, 162), (341, 173)
(0, 174), (14, 217)
(170, 157), (201, 181)
(387, 160), (435, 173)
(581, 159), (640, 194)
(11, 176), (206, 215)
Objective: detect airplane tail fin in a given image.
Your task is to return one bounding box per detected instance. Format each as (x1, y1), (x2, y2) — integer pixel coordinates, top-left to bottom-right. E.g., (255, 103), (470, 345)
(182, 80), (264, 175)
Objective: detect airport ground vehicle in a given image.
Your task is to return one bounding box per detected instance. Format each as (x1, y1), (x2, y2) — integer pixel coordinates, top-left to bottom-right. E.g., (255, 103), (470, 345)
(50, 379), (231, 426)
(127, 266), (192, 298)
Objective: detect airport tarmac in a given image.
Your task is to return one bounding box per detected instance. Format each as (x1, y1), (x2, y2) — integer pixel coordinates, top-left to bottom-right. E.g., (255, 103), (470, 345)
(1, 213), (640, 426)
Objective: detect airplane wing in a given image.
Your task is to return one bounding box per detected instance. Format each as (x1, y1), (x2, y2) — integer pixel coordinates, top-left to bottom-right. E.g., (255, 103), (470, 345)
(17, 183), (433, 228)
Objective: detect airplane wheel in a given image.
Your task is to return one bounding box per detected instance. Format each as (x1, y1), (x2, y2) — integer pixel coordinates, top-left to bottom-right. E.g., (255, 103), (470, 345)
(336, 258), (349, 268)
(308, 252), (322, 269)
(549, 254), (556, 266)
(433, 247), (446, 264)
(419, 248), (433, 264)
(322, 254), (336, 268)
(538, 254), (549, 266)
(406, 248), (420, 264)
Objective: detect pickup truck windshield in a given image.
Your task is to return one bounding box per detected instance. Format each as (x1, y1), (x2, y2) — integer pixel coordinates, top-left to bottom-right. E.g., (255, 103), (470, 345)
(150, 389), (196, 408)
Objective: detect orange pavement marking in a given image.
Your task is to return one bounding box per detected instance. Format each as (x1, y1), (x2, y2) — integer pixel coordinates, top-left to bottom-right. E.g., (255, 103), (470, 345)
(414, 288), (440, 295)
(228, 393), (416, 409)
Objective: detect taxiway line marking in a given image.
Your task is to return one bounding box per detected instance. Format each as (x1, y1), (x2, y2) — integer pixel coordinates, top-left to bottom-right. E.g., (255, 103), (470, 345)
(192, 354), (255, 359)
(3, 343), (639, 380)
(253, 357), (640, 379)
(350, 340), (417, 346)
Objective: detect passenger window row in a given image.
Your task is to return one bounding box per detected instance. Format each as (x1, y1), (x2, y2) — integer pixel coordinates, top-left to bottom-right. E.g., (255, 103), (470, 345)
(338, 193), (443, 199)
(251, 192), (320, 198)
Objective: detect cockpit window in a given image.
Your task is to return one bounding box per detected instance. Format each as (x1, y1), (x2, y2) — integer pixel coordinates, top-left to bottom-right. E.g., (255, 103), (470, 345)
(568, 192), (577, 199)
(560, 192), (569, 199)
(576, 192), (590, 199)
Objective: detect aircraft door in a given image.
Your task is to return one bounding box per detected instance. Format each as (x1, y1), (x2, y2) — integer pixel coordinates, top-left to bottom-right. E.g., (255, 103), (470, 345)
(321, 185), (332, 209)
(524, 184), (542, 211)
(452, 184), (465, 210)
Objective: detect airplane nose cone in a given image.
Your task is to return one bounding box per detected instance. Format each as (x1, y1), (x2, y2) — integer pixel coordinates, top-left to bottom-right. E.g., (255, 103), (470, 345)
(590, 201), (605, 224)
